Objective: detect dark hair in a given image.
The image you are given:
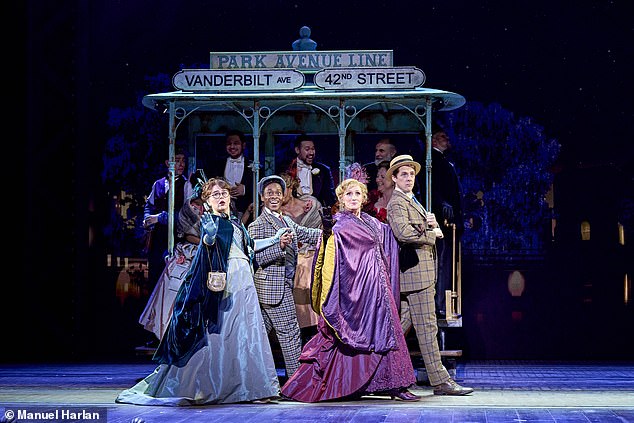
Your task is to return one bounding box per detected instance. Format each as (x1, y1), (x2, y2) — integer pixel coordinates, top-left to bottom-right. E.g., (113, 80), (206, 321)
(174, 145), (188, 157)
(225, 129), (246, 144)
(431, 119), (447, 135)
(377, 160), (391, 171)
(294, 133), (313, 148)
(418, 125), (447, 146)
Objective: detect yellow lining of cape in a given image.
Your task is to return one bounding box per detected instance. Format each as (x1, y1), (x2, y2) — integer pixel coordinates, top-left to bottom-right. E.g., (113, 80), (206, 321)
(311, 234), (336, 315)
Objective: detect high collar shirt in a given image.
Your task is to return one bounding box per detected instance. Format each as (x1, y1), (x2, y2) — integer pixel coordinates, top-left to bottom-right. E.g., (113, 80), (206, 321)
(297, 159), (313, 195)
(224, 155), (245, 187)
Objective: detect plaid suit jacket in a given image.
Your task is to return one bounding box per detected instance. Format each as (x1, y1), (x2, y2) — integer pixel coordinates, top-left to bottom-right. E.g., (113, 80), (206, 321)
(248, 210), (322, 305)
(387, 190), (437, 293)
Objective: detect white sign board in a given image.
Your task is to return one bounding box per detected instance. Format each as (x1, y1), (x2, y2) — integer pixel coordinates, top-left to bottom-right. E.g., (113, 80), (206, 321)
(314, 67), (425, 90)
(172, 69), (305, 92)
(210, 50), (393, 72)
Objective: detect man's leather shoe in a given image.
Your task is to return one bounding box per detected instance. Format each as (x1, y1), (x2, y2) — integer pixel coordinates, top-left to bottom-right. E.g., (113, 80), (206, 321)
(433, 379), (473, 396)
(391, 388), (421, 402)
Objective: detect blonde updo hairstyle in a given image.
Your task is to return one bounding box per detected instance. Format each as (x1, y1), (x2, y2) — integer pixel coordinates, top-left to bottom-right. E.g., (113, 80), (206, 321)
(335, 178), (368, 205)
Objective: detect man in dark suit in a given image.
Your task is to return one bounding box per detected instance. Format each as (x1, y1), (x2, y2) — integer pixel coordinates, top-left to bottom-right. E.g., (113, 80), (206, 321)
(208, 130), (254, 224)
(386, 154), (473, 396)
(143, 148), (191, 288)
(430, 128), (464, 318)
(288, 134), (337, 210)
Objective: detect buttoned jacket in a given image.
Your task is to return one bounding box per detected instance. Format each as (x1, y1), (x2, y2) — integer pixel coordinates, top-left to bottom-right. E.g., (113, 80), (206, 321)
(309, 162), (336, 209)
(387, 190), (437, 292)
(248, 210), (321, 305)
(430, 148), (463, 234)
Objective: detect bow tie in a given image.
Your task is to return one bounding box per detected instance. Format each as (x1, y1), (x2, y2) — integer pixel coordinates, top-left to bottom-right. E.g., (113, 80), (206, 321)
(297, 162), (312, 170)
(228, 158), (242, 164)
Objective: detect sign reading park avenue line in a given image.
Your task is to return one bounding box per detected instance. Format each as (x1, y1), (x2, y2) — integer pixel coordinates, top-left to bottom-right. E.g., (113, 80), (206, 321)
(172, 69), (305, 92)
(174, 51), (423, 92)
(210, 50), (393, 72)
(314, 67), (425, 90)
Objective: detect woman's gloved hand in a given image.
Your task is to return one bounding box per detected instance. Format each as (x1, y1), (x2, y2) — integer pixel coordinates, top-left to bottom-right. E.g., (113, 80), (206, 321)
(201, 212), (218, 245)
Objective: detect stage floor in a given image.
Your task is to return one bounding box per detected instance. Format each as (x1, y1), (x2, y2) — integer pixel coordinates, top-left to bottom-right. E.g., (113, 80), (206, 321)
(1, 360), (633, 422)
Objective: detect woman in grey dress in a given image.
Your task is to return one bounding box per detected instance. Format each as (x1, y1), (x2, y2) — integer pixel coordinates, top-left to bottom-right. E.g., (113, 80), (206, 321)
(117, 178), (287, 405)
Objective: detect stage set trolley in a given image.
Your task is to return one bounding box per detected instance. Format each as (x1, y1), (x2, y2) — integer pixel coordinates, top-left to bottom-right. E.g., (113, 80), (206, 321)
(141, 27), (466, 370)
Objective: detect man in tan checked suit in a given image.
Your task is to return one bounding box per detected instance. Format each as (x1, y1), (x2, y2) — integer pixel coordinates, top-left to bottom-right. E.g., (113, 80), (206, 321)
(386, 155), (473, 396)
(248, 175), (322, 380)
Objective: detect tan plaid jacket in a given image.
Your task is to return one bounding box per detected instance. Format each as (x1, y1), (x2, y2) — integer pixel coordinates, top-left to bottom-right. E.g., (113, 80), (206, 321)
(387, 190), (437, 293)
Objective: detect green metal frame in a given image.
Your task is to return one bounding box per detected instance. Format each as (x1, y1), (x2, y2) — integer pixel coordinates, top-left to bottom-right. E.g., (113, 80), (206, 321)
(142, 86), (465, 254)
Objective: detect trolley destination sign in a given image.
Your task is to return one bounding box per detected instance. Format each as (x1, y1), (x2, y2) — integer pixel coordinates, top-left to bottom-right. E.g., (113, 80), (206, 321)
(172, 69), (305, 92)
(314, 67), (426, 90)
(210, 50), (393, 72)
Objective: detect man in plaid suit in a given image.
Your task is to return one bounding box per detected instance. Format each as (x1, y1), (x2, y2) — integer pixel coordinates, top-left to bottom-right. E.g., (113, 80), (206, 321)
(386, 155), (473, 396)
(248, 175), (322, 379)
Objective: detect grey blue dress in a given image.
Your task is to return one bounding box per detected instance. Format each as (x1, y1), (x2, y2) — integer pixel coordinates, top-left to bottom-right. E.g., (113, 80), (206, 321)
(116, 217), (279, 405)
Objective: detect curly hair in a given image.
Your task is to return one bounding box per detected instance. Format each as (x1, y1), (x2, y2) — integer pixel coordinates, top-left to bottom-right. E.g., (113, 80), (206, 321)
(280, 172), (301, 199)
(201, 177), (230, 202)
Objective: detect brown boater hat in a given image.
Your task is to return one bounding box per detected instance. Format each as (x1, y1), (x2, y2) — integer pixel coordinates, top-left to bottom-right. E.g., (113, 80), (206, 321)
(386, 154), (421, 180)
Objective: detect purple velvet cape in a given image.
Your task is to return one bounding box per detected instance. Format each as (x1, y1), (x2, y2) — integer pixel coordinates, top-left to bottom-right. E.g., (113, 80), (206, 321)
(281, 211), (415, 402)
(319, 211), (401, 352)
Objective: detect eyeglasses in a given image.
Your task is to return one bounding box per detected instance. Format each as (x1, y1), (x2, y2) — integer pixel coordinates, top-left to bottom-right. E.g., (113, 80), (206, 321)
(264, 190), (283, 198)
(211, 191), (230, 199)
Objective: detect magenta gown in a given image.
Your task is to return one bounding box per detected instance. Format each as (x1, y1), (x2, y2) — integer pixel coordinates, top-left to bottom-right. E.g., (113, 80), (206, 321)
(281, 211), (416, 402)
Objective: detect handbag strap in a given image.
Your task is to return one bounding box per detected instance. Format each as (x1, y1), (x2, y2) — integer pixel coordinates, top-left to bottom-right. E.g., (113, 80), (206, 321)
(205, 241), (225, 272)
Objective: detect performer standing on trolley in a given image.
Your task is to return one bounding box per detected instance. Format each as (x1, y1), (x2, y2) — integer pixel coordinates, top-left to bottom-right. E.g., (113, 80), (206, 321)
(429, 127), (464, 318)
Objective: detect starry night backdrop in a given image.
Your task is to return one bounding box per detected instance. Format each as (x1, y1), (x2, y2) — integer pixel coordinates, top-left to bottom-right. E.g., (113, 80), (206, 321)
(19, 1), (632, 362)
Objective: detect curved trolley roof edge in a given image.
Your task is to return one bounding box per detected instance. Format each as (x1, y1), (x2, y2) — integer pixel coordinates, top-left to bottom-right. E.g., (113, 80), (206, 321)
(142, 86), (466, 113)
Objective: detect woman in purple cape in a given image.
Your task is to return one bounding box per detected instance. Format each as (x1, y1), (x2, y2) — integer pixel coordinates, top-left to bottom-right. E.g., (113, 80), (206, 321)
(281, 178), (419, 402)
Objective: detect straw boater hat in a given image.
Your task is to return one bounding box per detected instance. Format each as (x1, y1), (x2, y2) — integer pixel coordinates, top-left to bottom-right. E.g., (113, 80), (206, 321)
(257, 175), (287, 196)
(385, 154), (421, 180)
